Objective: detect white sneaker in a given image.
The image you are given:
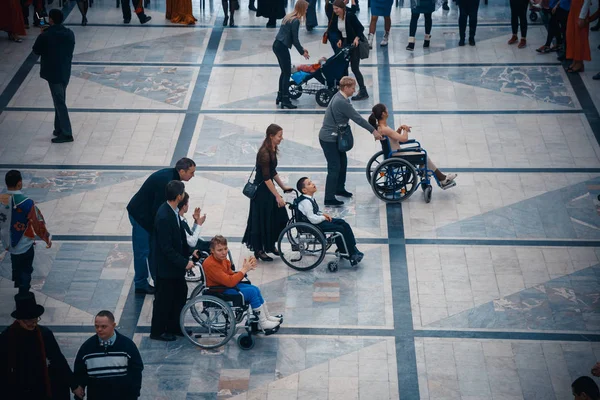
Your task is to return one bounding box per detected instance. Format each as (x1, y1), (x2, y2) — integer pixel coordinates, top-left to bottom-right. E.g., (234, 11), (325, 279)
(368, 33), (374, 49)
(440, 173), (457, 187)
(380, 32), (389, 47)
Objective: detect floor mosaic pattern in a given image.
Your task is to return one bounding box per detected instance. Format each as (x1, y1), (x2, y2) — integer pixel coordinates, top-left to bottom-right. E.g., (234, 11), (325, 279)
(1, 0), (600, 399)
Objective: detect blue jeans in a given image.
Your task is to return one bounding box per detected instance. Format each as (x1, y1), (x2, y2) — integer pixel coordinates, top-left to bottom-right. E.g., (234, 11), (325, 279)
(129, 214), (153, 289)
(224, 284), (264, 309)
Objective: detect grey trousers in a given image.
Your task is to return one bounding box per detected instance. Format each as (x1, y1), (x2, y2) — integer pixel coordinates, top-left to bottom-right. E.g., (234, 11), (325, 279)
(48, 82), (72, 137)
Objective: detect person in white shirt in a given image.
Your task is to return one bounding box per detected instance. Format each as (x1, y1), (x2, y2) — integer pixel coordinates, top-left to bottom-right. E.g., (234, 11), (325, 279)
(177, 192), (208, 256)
(296, 177), (363, 265)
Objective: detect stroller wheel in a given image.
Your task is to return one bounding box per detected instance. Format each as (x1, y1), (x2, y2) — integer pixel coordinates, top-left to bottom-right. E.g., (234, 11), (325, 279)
(529, 11), (538, 22)
(315, 88), (333, 107)
(288, 81), (303, 100)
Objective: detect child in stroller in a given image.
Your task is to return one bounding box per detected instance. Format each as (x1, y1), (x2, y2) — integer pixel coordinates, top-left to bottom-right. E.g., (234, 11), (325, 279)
(287, 46), (353, 107)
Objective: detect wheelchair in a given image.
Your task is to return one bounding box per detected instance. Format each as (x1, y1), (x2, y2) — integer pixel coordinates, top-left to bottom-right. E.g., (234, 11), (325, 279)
(366, 137), (456, 204)
(276, 189), (354, 273)
(180, 252), (280, 351)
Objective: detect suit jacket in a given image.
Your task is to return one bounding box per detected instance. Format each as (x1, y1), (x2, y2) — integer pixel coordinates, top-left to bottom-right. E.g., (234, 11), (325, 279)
(126, 168), (180, 233)
(150, 202), (189, 280)
(328, 11), (365, 43)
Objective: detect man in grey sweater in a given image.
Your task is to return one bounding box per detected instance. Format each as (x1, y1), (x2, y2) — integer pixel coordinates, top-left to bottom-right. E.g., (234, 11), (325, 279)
(319, 76), (382, 206)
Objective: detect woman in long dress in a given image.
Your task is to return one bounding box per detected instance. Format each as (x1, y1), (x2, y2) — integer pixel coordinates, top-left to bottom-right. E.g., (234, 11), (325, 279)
(242, 124), (292, 261)
(0, 0), (26, 42)
(257, 0), (286, 27)
(166, 0), (197, 25)
(565, 0), (598, 72)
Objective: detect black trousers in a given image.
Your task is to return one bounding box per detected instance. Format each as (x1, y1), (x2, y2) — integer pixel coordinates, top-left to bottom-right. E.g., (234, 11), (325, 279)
(21, 0), (44, 25)
(409, 12), (432, 36)
(320, 139), (348, 201)
(151, 277), (188, 336)
(273, 40), (291, 99)
(544, 10), (561, 46)
(121, 0), (148, 22)
(48, 82), (72, 137)
(318, 218), (356, 255)
(555, 7), (569, 54)
(341, 38), (365, 91)
(509, 0), (528, 37)
(458, 0), (480, 39)
(11, 246), (35, 294)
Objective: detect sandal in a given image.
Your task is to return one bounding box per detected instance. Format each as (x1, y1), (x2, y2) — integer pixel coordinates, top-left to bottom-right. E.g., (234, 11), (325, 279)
(536, 45), (551, 53)
(566, 66), (585, 73)
(7, 34), (23, 43)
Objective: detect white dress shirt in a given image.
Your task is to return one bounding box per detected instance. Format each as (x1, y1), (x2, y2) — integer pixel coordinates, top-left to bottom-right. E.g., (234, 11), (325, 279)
(297, 195), (326, 224)
(179, 215), (204, 247)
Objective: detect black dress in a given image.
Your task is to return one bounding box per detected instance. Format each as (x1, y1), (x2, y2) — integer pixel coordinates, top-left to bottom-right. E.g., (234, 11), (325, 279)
(257, 0), (285, 21)
(242, 149), (289, 254)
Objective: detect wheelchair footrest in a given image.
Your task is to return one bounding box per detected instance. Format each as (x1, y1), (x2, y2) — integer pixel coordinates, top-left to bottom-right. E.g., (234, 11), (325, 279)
(440, 181), (457, 190)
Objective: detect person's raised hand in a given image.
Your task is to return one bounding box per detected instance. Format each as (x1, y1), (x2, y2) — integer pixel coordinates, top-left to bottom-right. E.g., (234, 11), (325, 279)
(242, 257), (258, 273)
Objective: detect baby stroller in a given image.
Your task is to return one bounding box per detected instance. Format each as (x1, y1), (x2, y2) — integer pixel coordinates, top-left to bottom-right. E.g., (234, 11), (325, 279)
(288, 46), (352, 107)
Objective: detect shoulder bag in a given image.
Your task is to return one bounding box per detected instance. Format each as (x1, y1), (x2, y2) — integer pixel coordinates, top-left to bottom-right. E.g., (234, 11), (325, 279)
(329, 100), (354, 152)
(358, 36), (369, 59)
(322, 15), (334, 44)
(242, 166), (262, 199)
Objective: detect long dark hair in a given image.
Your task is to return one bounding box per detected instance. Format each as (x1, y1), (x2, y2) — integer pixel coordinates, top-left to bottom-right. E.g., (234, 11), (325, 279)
(332, 0), (346, 18)
(259, 123), (283, 160)
(369, 103), (387, 130)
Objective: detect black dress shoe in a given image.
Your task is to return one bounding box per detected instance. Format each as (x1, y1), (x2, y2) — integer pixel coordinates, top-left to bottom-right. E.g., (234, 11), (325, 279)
(255, 251), (273, 262)
(150, 333), (176, 342)
(469, 37), (475, 46)
(324, 199), (344, 207)
(335, 190), (353, 198)
(139, 15), (152, 24)
(135, 285), (155, 295)
(458, 38), (465, 46)
(52, 130), (61, 137)
(124, 18), (131, 24)
(51, 135), (74, 143)
(271, 249), (281, 256)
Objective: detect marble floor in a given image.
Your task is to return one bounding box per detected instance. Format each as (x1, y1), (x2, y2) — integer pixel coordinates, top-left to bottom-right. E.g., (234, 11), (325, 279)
(1, 0), (599, 399)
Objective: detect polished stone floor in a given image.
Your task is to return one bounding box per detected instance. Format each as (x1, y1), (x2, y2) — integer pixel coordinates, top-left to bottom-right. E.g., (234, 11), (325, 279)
(1, 0), (600, 399)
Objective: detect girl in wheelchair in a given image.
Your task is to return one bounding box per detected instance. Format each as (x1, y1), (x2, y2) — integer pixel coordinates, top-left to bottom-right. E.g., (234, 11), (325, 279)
(369, 103), (457, 189)
(202, 235), (283, 331)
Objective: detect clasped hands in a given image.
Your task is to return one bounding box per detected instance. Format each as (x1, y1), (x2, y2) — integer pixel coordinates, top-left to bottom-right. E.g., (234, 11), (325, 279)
(241, 256), (258, 274)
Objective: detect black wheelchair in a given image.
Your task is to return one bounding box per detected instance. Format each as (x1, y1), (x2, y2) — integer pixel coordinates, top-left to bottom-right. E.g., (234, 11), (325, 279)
(276, 190), (355, 273)
(180, 252), (280, 351)
(366, 137), (456, 203)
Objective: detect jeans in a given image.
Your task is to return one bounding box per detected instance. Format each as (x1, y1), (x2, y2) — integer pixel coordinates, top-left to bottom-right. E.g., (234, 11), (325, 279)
(129, 214), (153, 289)
(48, 82), (72, 137)
(273, 40), (291, 99)
(320, 139), (348, 201)
(409, 12), (432, 37)
(510, 0), (528, 37)
(121, 0), (148, 21)
(225, 284), (264, 309)
(11, 245), (34, 294)
(458, 0), (479, 39)
(341, 38), (366, 91)
(317, 218), (356, 255)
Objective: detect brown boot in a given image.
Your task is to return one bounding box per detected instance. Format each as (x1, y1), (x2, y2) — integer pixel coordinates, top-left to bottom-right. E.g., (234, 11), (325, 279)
(508, 35), (518, 45)
(518, 38), (527, 49)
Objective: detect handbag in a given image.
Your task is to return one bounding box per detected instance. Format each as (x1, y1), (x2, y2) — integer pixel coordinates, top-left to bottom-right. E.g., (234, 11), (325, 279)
(329, 103), (354, 152)
(242, 167), (261, 199)
(322, 16), (334, 44)
(358, 36), (369, 60)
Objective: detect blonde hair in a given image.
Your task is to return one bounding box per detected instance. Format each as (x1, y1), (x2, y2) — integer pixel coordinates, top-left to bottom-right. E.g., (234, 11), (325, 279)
(339, 76), (356, 89)
(282, 0), (309, 24)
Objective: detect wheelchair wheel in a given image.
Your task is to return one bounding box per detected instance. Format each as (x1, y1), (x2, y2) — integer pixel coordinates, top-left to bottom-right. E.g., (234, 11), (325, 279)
(366, 151), (385, 184)
(237, 333), (255, 350)
(370, 158), (418, 203)
(288, 81), (303, 100)
(316, 88), (333, 107)
(529, 11), (538, 22)
(423, 185), (432, 203)
(180, 295), (236, 349)
(327, 261), (338, 273)
(277, 222), (326, 271)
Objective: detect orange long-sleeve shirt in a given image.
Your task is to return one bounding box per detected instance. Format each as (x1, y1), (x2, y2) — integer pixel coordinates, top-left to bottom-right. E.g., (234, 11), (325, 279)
(203, 254), (244, 288)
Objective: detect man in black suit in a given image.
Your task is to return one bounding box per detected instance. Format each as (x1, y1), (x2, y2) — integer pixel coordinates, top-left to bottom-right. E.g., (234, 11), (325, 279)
(32, 9), (76, 144)
(127, 158), (196, 295)
(149, 180), (194, 342)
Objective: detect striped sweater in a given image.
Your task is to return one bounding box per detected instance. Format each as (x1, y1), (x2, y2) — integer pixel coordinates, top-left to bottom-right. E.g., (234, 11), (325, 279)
(74, 331), (143, 400)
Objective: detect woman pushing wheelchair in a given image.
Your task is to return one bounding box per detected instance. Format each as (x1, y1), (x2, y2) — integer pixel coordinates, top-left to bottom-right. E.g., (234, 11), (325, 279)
(369, 103), (457, 190)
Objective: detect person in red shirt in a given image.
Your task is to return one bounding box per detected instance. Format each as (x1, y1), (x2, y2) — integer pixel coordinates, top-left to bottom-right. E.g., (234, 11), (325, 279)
(202, 235), (282, 331)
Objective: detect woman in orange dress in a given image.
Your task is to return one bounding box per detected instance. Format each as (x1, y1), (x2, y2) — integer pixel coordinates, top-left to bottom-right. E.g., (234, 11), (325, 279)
(565, 0), (597, 72)
(166, 0), (197, 25)
(0, 0), (26, 42)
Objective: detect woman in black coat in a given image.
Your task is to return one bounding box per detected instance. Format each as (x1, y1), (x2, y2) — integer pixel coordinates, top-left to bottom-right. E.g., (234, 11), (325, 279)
(328, 0), (368, 100)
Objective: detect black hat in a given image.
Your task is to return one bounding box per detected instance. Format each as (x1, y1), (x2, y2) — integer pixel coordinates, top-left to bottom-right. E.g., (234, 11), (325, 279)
(11, 292), (45, 320)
